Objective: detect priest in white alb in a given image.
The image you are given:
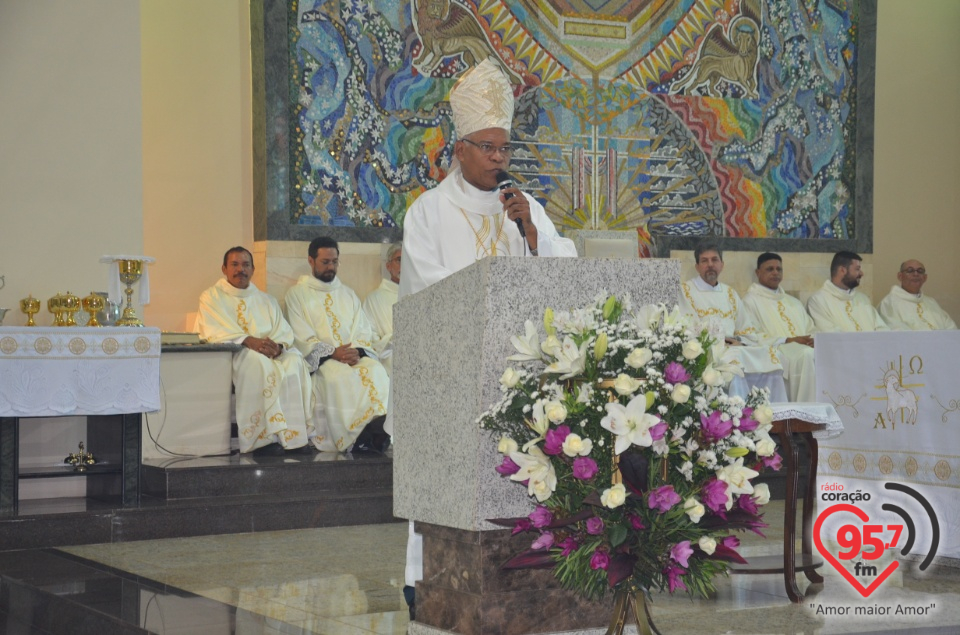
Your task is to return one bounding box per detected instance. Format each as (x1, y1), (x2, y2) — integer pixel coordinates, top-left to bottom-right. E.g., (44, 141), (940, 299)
(807, 251), (889, 332)
(399, 58), (577, 298)
(285, 236), (390, 453)
(878, 259), (957, 330)
(197, 247), (315, 454)
(677, 242), (787, 402)
(362, 242), (402, 375)
(742, 252), (817, 402)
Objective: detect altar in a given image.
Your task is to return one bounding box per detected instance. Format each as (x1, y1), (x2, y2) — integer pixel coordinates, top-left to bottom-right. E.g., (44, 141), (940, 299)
(816, 331), (960, 561)
(0, 326), (161, 513)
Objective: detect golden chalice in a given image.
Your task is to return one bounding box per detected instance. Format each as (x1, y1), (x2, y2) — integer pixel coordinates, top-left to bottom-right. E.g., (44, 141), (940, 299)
(62, 292), (81, 327)
(82, 292), (105, 327)
(48, 293), (65, 327)
(114, 259), (145, 327)
(20, 295), (40, 326)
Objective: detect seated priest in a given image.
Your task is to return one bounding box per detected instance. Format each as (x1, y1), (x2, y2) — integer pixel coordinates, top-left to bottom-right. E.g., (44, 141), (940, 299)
(878, 259), (957, 330)
(807, 251), (889, 332)
(197, 246), (315, 455)
(285, 236), (390, 454)
(742, 252), (817, 402)
(677, 242), (787, 402)
(362, 242), (401, 375)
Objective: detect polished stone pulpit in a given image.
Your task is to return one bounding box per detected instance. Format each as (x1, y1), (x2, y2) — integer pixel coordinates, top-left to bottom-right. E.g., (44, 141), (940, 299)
(393, 257), (680, 635)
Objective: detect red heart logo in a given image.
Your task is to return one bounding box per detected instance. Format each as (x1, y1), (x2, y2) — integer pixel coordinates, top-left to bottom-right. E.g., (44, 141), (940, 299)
(814, 503), (899, 598)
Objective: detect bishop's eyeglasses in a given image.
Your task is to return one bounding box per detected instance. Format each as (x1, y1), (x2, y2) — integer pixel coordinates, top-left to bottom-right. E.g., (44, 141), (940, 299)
(461, 138), (514, 157)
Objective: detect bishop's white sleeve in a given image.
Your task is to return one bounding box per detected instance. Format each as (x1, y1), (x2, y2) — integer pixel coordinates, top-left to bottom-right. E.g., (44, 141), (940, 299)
(527, 195), (577, 258)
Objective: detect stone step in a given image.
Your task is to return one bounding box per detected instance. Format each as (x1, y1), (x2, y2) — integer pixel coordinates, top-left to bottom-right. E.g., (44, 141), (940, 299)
(140, 451), (392, 500)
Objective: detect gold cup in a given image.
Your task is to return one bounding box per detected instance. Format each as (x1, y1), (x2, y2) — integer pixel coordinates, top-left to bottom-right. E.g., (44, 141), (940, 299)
(48, 293), (65, 326)
(20, 295), (40, 326)
(62, 291), (81, 327)
(114, 259), (144, 327)
(82, 292), (105, 327)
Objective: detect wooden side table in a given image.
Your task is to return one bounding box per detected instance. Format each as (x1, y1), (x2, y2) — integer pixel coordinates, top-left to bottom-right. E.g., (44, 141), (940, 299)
(730, 417), (826, 602)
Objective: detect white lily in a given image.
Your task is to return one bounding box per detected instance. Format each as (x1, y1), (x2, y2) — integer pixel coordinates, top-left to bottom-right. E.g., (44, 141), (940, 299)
(509, 446), (557, 502)
(540, 334), (563, 358)
(716, 457), (759, 497)
(544, 336), (589, 380)
(522, 400), (550, 450)
(507, 320), (543, 362)
(708, 342), (744, 382)
(600, 393), (661, 455)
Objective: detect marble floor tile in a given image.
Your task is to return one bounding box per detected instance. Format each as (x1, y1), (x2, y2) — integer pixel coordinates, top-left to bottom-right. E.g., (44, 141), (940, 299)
(53, 502), (960, 635)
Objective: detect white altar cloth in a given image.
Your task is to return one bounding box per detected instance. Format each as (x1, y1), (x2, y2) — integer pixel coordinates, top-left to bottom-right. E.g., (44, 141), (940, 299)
(0, 326), (161, 417)
(771, 402), (844, 439)
(815, 331), (960, 560)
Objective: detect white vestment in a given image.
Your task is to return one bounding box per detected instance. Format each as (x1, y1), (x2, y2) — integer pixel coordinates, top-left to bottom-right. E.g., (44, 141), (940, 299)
(362, 278), (399, 375)
(285, 275), (389, 452)
(197, 279), (314, 453)
(877, 285), (957, 331)
(399, 166), (578, 297)
(807, 280), (889, 332)
(678, 277), (786, 402)
(742, 283), (817, 402)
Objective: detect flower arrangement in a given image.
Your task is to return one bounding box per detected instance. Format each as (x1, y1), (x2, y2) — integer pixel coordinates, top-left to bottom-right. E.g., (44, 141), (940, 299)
(479, 295), (780, 624)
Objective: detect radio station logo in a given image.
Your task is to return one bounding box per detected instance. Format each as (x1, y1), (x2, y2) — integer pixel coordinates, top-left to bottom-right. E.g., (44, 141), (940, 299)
(814, 482), (939, 598)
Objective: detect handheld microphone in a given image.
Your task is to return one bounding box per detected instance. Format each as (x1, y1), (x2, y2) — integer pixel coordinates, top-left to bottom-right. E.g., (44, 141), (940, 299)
(496, 170), (525, 238)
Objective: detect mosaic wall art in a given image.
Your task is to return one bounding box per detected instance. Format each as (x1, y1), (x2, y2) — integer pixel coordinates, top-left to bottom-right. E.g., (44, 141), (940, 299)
(280, 0), (871, 253)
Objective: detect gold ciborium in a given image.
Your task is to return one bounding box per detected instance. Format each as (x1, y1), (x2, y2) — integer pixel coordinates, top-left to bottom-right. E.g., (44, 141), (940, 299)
(61, 291), (81, 327)
(20, 295), (41, 326)
(114, 259), (145, 327)
(82, 292), (105, 327)
(48, 293), (65, 326)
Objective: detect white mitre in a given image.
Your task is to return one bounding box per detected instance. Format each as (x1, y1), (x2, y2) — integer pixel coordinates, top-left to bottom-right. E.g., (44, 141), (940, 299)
(449, 58), (514, 136)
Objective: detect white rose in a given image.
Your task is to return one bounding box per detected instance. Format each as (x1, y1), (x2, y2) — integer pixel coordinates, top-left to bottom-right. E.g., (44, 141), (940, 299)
(600, 483), (627, 509)
(755, 434), (776, 457)
(702, 366), (724, 387)
(753, 483), (771, 505)
(698, 536), (717, 555)
(671, 384), (691, 404)
(499, 368), (521, 388)
(613, 373), (643, 395)
(682, 340), (703, 360)
(625, 347), (653, 369)
(562, 433), (593, 457)
(683, 497), (705, 523)
(545, 400), (568, 423)
(753, 404), (774, 426)
(498, 437), (518, 455)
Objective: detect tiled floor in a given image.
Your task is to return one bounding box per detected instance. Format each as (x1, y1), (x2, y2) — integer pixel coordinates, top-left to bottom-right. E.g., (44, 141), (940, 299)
(41, 500), (960, 635)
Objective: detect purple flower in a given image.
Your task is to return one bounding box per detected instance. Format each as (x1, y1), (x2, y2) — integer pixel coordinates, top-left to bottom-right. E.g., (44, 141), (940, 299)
(495, 456), (521, 476)
(701, 478), (729, 513)
(648, 485), (682, 513)
(664, 565), (687, 592)
(529, 505), (553, 528)
(585, 516), (605, 535)
(670, 540), (693, 568)
(512, 518), (532, 535)
(572, 456), (599, 480)
(650, 420), (668, 441)
(590, 549), (610, 570)
(543, 425), (571, 455)
(737, 493), (759, 515)
(720, 535), (740, 550)
(701, 411), (733, 443)
(531, 531), (554, 550)
(762, 453), (783, 471)
(664, 362), (691, 384)
(628, 513), (646, 530)
(558, 536), (580, 556)
(738, 409), (759, 432)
